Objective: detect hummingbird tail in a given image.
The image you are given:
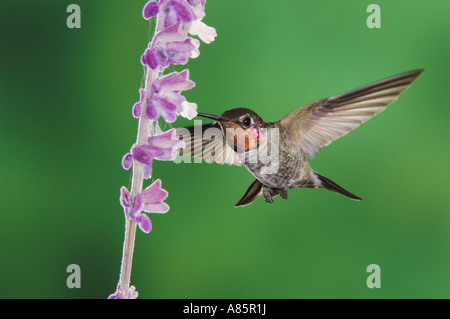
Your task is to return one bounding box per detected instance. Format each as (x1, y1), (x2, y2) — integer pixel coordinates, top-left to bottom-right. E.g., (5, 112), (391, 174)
(315, 172), (362, 201)
(235, 179), (263, 207)
(235, 179), (281, 207)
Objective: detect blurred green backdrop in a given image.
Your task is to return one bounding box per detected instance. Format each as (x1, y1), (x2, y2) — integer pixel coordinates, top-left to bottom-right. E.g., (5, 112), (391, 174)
(0, 0), (449, 299)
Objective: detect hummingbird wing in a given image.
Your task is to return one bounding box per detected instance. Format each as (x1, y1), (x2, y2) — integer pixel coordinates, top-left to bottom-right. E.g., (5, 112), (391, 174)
(176, 123), (243, 166)
(279, 70), (423, 158)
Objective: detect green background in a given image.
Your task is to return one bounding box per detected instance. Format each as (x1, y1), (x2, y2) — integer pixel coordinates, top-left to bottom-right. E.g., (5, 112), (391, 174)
(1, 0), (448, 298)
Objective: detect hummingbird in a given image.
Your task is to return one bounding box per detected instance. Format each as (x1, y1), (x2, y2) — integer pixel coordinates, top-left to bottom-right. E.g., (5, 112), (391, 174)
(177, 70), (423, 207)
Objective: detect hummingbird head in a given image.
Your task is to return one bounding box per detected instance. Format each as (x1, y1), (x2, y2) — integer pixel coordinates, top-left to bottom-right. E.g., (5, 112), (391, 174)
(197, 108), (266, 153)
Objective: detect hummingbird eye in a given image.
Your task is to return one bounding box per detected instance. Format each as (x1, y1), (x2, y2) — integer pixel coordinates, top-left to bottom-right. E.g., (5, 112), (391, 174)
(242, 116), (251, 127)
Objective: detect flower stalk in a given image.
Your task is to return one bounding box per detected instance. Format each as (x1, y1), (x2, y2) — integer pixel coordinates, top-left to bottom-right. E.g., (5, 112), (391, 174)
(116, 45), (159, 300)
(109, 0), (216, 299)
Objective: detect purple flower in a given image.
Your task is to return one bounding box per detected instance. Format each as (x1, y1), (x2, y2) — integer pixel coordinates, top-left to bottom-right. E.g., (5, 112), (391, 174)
(144, 0), (216, 44)
(108, 284), (138, 299)
(140, 0), (216, 70)
(120, 179), (169, 233)
(141, 23), (200, 71)
(147, 70), (197, 122)
(130, 71), (197, 123)
(122, 128), (186, 179)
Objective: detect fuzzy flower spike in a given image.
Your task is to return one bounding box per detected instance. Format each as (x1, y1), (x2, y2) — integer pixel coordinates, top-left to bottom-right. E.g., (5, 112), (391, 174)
(110, 0), (216, 299)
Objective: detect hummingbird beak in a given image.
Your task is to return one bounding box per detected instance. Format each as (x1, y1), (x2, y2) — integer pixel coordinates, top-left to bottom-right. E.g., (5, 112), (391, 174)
(197, 112), (228, 123)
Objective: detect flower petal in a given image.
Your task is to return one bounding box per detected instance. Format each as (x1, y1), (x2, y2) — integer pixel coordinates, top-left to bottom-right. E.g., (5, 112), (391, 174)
(143, 163), (153, 180)
(180, 101), (198, 120)
(108, 287), (124, 299)
(164, 0), (195, 28)
(146, 100), (160, 121)
(166, 48), (189, 65)
(141, 48), (159, 69)
(163, 37), (200, 64)
(132, 102), (141, 118)
(147, 128), (175, 146)
(108, 284), (139, 299)
(135, 214), (152, 233)
(187, 0), (206, 20)
(167, 38), (200, 59)
(189, 20), (216, 43)
(171, 0), (195, 22)
(139, 179), (169, 204)
(152, 96), (178, 123)
(127, 286), (138, 299)
(132, 89), (145, 118)
(120, 186), (133, 209)
(155, 69), (195, 92)
(131, 146), (154, 165)
(131, 193), (144, 217)
(143, 1), (159, 20)
(143, 202), (170, 214)
(153, 23), (187, 46)
(122, 153), (133, 170)
(164, 91), (187, 114)
(147, 129), (186, 160)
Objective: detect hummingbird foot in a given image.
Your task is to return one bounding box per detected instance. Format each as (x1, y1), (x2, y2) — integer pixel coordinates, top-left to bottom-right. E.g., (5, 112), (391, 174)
(262, 185), (275, 203)
(280, 189), (288, 200)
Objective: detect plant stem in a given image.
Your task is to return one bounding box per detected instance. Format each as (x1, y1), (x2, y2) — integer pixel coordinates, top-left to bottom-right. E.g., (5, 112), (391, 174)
(118, 66), (158, 297)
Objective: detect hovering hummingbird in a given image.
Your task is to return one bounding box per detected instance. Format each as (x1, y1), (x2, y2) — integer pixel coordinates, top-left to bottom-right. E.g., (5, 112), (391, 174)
(177, 70), (423, 207)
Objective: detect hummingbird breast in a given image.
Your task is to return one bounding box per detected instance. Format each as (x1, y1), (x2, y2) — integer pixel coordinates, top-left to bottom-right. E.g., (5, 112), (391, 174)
(237, 122), (312, 189)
